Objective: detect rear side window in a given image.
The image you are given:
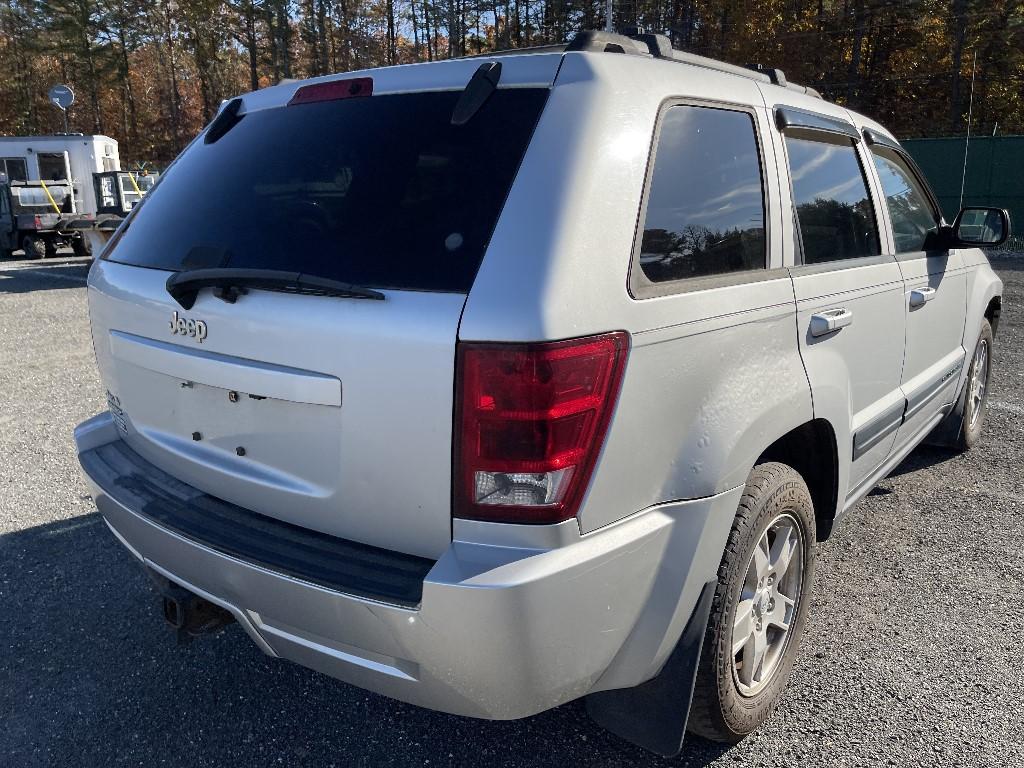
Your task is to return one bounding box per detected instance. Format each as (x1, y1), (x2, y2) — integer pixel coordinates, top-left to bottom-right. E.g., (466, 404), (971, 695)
(869, 146), (940, 253)
(103, 89), (548, 293)
(633, 104), (766, 292)
(786, 135), (880, 264)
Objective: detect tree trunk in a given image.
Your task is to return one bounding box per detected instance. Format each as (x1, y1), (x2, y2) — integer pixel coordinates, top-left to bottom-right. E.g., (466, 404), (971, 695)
(423, 0), (433, 60)
(163, 0), (183, 149)
(117, 26), (138, 141)
(245, 0), (259, 90)
(411, 0), (421, 60)
(278, 0), (292, 78)
(949, 0), (969, 132)
(317, 0), (329, 73)
(845, 0), (866, 107)
(386, 0), (396, 63)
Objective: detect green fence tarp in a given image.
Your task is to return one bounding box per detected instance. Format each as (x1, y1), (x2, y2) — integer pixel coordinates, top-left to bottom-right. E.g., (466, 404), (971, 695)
(901, 135), (1024, 236)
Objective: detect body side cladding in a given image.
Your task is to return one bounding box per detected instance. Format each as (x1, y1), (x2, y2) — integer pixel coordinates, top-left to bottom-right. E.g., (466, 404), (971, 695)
(905, 357), (964, 420)
(852, 401), (905, 461)
(852, 357), (963, 460)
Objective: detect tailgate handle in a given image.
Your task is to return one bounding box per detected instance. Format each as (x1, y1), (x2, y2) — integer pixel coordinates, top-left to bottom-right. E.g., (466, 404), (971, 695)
(810, 308), (853, 337)
(909, 287), (936, 307)
(109, 330), (342, 407)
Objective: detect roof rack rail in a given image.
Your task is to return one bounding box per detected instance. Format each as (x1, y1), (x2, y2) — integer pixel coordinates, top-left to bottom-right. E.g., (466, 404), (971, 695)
(462, 43), (568, 59)
(565, 30), (822, 99)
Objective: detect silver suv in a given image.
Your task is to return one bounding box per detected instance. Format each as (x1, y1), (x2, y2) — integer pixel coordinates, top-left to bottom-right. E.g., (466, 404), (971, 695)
(75, 31), (1008, 756)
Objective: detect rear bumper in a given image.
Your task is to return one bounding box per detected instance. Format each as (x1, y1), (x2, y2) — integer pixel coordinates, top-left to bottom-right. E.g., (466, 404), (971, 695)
(75, 412), (739, 719)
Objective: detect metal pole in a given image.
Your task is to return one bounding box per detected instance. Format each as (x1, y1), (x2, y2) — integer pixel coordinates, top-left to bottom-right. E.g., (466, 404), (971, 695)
(62, 109), (69, 134)
(959, 50), (977, 211)
(605, 0), (613, 31)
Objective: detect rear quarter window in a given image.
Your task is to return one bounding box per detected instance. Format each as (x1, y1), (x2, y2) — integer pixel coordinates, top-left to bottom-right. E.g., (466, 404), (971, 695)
(631, 103), (767, 298)
(103, 88), (549, 293)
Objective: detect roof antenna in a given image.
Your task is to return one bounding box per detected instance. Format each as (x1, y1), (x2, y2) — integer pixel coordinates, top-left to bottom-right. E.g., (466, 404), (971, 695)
(959, 50), (977, 211)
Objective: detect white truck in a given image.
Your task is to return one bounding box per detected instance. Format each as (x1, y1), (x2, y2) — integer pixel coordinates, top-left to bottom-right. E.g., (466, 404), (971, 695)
(0, 134), (150, 256)
(0, 134), (121, 215)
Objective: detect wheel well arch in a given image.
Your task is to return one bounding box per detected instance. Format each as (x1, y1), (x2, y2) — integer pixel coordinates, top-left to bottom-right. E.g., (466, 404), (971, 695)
(985, 295), (1002, 337)
(756, 419), (840, 540)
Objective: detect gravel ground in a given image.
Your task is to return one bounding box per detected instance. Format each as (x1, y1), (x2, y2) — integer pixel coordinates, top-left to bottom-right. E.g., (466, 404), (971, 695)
(1, 255), (1021, 767)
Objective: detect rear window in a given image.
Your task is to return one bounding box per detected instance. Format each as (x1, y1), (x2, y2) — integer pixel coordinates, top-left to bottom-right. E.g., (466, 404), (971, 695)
(104, 88), (548, 293)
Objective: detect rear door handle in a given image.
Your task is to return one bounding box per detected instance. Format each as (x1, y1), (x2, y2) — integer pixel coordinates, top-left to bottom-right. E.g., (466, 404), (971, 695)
(909, 287), (936, 307)
(810, 308), (854, 337)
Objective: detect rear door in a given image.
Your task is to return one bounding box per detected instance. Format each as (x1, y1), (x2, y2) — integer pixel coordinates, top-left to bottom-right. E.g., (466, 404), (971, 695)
(863, 138), (968, 446)
(87, 79), (553, 560)
(777, 110), (907, 493)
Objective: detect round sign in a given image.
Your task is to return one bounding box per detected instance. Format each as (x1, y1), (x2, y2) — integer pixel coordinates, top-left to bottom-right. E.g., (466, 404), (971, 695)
(48, 84), (75, 110)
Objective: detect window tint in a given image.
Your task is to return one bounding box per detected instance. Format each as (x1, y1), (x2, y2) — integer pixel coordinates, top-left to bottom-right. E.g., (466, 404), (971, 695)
(0, 157), (27, 182)
(636, 105), (766, 285)
(103, 89), (549, 293)
(870, 147), (939, 252)
(786, 135), (880, 264)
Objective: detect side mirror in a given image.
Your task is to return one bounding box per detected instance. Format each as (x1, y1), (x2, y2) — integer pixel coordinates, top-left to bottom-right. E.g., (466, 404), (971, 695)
(950, 206), (1011, 247)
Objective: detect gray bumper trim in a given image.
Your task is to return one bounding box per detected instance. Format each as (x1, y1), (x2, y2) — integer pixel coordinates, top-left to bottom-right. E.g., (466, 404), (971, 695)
(79, 438), (435, 607)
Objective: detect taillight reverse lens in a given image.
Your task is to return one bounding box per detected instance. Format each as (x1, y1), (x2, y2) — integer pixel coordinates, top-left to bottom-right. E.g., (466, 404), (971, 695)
(455, 332), (629, 524)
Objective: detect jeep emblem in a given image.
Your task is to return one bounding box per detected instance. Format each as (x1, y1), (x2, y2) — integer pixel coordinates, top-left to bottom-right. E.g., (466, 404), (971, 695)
(169, 311), (208, 343)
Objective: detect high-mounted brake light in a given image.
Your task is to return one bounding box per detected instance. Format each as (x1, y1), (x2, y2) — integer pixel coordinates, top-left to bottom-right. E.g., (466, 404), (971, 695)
(455, 332), (629, 524)
(288, 77), (373, 106)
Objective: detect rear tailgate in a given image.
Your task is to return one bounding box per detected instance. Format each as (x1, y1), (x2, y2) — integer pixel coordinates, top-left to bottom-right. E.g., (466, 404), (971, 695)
(87, 60), (556, 560)
(90, 263), (463, 560)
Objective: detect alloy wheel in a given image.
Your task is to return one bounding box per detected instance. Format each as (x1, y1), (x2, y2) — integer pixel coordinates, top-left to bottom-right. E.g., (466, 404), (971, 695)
(967, 339), (990, 430)
(731, 513), (804, 697)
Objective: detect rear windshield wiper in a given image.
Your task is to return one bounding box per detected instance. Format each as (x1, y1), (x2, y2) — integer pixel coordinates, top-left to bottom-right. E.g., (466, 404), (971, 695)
(166, 268), (386, 310)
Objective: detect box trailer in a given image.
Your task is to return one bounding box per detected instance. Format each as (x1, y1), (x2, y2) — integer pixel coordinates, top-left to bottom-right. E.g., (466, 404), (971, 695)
(0, 134), (120, 216)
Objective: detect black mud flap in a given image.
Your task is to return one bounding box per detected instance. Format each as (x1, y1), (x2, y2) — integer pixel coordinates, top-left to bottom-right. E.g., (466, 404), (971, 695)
(586, 580), (716, 757)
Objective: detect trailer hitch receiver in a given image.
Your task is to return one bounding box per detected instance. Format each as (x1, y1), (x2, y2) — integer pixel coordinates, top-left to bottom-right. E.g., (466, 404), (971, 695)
(150, 574), (235, 645)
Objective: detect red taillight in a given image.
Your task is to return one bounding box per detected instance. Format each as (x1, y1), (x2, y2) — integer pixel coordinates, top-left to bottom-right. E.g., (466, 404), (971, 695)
(455, 332), (629, 524)
(288, 77), (373, 106)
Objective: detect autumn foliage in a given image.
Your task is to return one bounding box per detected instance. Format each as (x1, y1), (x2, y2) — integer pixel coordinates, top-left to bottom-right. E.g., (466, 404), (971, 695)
(0, 0), (1021, 163)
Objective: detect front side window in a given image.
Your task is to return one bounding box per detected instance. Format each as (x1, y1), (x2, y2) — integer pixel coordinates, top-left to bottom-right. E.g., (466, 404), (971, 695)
(869, 147), (940, 252)
(786, 135), (880, 264)
(635, 105), (766, 288)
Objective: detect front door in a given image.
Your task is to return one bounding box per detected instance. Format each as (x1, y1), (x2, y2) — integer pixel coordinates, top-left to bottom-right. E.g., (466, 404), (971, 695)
(780, 124), (907, 493)
(866, 144), (968, 446)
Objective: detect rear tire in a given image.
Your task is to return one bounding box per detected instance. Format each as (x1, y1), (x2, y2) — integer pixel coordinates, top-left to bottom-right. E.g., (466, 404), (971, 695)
(72, 234), (93, 259)
(21, 235), (44, 260)
(688, 462), (816, 742)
